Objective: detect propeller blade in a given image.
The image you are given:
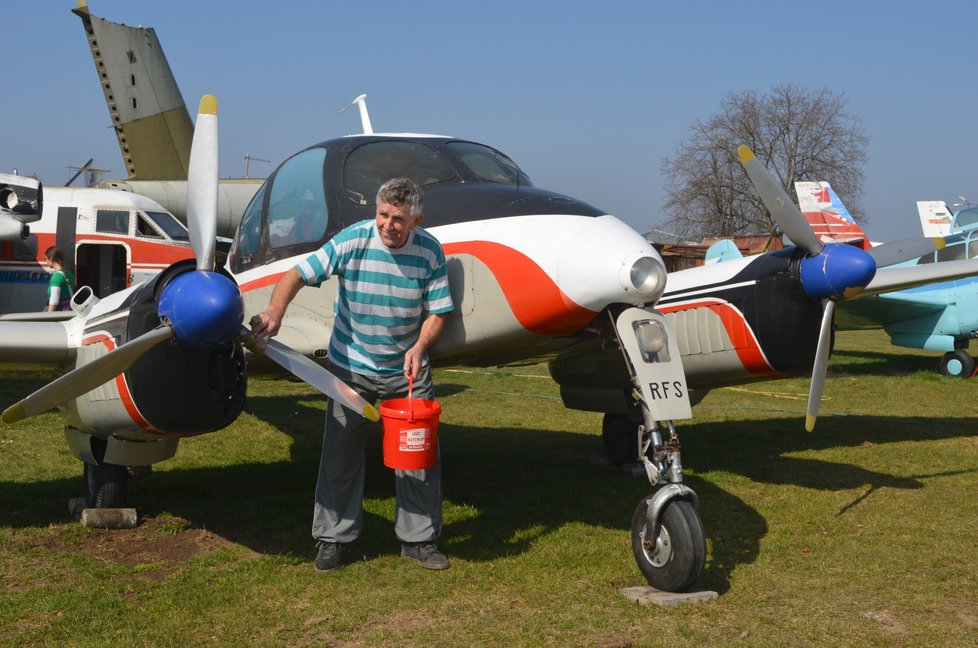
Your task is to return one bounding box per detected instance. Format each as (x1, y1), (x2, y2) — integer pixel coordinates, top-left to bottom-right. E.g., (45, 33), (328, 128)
(866, 237), (945, 268)
(805, 300), (836, 432)
(1, 326), (175, 424)
(186, 95), (219, 272)
(240, 329), (380, 422)
(738, 146), (824, 256)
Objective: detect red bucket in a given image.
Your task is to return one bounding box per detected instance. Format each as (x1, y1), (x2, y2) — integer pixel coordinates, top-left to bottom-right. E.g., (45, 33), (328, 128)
(380, 397), (441, 470)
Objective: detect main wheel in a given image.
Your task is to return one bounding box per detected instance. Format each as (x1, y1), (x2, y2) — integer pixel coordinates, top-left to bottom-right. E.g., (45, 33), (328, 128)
(940, 350), (976, 378)
(602, 410), (643, 466)
(631, 497), (705, 592)
(84, 462), (129, 508)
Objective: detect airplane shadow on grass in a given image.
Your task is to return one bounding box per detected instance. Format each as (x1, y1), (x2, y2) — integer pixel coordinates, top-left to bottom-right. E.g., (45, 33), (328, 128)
(829, 347), (945, 376)
(2, 383), (975, 594)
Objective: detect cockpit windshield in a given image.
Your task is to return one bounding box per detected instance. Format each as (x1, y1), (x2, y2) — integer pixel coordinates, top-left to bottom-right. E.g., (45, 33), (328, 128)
(144, 210), (189, 241)
(953, 206), (978, 232)
(343, 141), (457, 206)
(446, 141), (531, 185)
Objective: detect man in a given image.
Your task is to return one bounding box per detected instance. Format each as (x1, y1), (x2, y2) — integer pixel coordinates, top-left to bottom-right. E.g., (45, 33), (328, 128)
(251, 177), (454, 572)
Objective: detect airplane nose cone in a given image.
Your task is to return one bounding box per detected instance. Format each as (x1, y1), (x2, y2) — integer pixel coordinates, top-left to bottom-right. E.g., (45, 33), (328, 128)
(799, 244), (876, 300)
(158, 270), (244, 350)
(557, 215), (667, 308)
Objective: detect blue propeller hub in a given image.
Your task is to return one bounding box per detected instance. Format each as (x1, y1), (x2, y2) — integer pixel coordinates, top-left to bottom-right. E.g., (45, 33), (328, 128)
(799, 244), (876, 300)
(157, 270), (244, 350)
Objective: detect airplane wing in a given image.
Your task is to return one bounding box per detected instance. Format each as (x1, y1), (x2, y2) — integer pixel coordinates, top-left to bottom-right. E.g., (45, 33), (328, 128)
(0, 321), (75, 375)
(833, 257), (978, 331)
(860, 257), (978, 295)
(836, 291), (946, 331)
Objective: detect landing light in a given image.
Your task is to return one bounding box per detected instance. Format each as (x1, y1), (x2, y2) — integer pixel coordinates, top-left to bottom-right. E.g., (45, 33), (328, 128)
(622, 254), (666, 302)
(634, 320), (671, 363)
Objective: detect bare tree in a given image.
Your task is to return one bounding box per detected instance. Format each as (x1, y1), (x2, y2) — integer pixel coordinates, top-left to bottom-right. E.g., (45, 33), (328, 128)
(660, 85), (869, 239)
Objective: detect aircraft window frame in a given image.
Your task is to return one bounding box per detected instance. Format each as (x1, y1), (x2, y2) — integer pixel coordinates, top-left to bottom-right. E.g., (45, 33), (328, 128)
(445, 141), (532, 186)
(343, 141), (457, 206)
(266, 147), (329, 250)
(953, 206), (978, 233)
(233, 183), (267, 261)
(136, 213), (164, 239)
(144, 210), (189, 241)
(96, 209), (130, 235)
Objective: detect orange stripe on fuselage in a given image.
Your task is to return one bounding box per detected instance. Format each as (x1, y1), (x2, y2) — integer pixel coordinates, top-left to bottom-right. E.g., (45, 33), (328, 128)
(442, 241), (596, 336)
(658, 299), (780, 378)
(239, 242), (598, 337)
(82, 332), (160, 433)
(239, 272), (285, 294)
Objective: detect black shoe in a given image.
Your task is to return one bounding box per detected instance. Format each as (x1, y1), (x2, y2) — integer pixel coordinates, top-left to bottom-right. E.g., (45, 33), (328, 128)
(401, 542), (449, 570)
(314, 541), (346, 573)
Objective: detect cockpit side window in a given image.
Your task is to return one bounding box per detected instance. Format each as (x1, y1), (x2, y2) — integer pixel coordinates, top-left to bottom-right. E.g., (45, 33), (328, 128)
(234, 183), (267, 260)
(267, 148), (328, 249)
(343, 142), (456, 206)
(96, 209), (130, 235)
(136, 213), (164, 239)
(446, 141), (532, 186)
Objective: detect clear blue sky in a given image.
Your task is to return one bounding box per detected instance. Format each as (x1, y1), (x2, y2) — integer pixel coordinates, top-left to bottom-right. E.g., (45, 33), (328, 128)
(4, 0), (977, 241)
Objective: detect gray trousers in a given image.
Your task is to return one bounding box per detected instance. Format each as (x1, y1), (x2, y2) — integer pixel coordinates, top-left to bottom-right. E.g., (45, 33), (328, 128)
(311, 365), (442, 545)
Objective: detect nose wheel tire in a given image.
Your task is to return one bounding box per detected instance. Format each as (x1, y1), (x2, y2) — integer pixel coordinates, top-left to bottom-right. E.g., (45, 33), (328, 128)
(631, 497), (705, 592)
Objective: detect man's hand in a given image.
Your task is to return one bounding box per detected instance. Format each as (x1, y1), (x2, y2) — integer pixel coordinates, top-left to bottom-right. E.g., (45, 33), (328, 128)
(403, 345), (424, 380)
(249, 311), (281, 340)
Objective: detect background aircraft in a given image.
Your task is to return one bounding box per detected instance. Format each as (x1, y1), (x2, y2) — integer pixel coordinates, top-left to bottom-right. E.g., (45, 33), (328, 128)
(0, 172), (192, 315)
(917, 200), (954, 238)
(73, 1), (260, 233)
(797, 181), (978, 378)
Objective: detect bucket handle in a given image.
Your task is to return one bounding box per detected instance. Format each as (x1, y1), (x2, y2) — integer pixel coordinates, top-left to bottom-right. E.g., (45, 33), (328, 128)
(407, 374), (415, 422)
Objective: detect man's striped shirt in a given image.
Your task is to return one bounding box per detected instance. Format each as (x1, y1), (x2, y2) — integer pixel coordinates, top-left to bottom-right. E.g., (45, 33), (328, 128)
(295, 220), (454, 376)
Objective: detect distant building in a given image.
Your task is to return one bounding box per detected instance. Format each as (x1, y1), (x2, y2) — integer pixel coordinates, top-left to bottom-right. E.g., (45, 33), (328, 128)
(644, 229), (783, 272)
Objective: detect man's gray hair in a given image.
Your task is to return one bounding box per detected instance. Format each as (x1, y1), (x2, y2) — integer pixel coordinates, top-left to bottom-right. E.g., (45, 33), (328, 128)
(376, 177), (424, 216)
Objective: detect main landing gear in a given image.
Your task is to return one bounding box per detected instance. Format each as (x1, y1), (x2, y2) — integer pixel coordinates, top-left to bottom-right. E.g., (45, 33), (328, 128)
(940, 349), (976, 378)
(82, 436), (129, 508)
(627, 415), (706, 592)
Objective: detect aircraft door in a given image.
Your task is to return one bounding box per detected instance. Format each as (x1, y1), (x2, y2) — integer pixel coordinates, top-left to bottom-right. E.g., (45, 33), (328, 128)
(75, 242), (129, 298)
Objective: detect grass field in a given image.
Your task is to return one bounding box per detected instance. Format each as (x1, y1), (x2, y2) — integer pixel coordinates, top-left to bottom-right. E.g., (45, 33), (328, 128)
(1, 329), (977, 647)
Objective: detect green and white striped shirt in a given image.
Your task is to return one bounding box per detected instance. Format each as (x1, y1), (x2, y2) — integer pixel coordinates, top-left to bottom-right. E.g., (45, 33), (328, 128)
(295, 220), (454, 376)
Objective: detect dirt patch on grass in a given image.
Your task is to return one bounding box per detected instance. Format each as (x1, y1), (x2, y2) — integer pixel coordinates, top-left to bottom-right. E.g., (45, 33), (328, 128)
(42, 516), (251, 568)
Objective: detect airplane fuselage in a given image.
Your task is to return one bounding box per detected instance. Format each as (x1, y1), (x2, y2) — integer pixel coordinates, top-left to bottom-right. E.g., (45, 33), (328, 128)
(0, 187), (193, 315)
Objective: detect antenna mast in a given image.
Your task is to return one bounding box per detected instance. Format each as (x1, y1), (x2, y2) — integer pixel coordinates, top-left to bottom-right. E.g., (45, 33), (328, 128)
(340, 94), (374, 135)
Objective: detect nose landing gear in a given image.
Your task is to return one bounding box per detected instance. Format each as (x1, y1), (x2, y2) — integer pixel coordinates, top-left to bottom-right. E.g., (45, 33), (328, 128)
(629, 417), (706, 591)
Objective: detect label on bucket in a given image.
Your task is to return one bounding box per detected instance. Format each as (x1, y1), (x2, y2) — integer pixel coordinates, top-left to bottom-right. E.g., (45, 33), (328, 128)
(399, 427), (431, 452)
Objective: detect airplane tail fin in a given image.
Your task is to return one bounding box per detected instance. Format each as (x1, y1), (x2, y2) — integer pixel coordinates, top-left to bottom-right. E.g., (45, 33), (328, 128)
(704, 239), (743, 264)
(73, 2), (193, 180)
(794, 181), (870, 249)
(915, 200), (953, 238)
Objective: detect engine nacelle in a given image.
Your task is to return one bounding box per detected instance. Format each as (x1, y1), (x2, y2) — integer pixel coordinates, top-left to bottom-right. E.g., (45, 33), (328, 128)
(0, 172), (42, 217)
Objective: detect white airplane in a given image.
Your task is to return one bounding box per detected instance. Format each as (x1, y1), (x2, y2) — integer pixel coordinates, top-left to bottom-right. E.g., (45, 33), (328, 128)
(0, 97), (704, 590)
(0, 173), (193, 315)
